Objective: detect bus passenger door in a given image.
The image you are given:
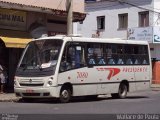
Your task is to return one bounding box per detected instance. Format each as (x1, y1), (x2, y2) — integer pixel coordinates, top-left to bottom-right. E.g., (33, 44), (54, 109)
(58, 42), (97, 96)
(87, 43), (109, 94)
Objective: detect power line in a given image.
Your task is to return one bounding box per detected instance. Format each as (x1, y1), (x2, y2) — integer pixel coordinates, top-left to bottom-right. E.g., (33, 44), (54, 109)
(30, 0), (41, 6)
(88, 0), (160, 14)
(118, 0), (160, 14)
(85, 1), (159, 27)
(152, 14), (160, 26)
(85, 2), (140, 24)
(119, 0), (160, 26)
(86, 3), (122, 11)
(89, 0), (160, 25)
(57, 0), (65, 10)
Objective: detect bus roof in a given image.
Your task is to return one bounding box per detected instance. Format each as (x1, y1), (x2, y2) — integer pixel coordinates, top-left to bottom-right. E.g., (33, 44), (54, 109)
(34, 35), (148, 45)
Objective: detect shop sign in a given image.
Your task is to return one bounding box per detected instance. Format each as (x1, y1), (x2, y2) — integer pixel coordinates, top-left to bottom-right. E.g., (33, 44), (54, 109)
(153, 26), (160, 43)
(0, 9), (26, 31)
(128, 27), (153, 43)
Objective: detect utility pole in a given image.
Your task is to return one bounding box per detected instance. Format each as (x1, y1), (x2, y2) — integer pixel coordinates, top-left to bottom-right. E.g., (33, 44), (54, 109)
(66, 0), (73, 35)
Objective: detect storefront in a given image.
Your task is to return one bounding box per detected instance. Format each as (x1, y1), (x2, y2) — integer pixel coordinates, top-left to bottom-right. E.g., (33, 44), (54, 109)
(0, 0), (86, 91)
(0, 8), (31, 91)
(0, 30), (32, 91)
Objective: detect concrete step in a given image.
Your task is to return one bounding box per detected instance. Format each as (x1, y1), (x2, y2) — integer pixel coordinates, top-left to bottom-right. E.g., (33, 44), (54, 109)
(151, 84), (160, 91)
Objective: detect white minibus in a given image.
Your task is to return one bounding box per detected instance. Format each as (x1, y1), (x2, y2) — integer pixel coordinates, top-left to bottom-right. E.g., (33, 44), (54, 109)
(14, 36), (152, 103)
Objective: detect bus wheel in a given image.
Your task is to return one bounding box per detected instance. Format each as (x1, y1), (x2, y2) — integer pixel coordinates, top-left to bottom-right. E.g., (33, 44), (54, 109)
(118, 83), (127, 98)
(59, 87), (71, 103)
(111, 83), (128, 99)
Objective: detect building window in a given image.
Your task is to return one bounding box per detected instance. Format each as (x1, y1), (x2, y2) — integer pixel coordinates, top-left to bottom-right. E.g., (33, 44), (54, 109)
(118, 13), (128, 29)
(139, 11), (149, 27)
(97, 16), (105, 30)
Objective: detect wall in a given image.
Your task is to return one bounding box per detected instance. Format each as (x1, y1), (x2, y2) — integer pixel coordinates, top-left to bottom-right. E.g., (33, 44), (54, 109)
(76, 0), (153, 38)
(46, 14), (67, 33)
(27, 12), (46, 30)
(152, 0), (160, 27)
(150, 44), (160, 60)
(27, 11), (67, 36)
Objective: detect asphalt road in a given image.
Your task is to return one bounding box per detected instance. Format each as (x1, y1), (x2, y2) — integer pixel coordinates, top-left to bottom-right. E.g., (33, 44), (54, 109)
(0, 90), (160, 120)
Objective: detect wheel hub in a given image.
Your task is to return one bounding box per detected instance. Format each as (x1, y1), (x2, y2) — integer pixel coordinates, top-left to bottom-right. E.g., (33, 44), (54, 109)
(62, 90), (69, 98)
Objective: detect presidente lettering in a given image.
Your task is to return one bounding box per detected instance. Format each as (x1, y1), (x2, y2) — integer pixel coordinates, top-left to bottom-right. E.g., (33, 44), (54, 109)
(123, 67), (147, 72)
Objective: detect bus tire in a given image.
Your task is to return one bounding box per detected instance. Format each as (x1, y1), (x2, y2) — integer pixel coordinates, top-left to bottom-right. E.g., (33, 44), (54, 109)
(118, 83), (128, 99)
(111, 83), (128, 99)
(59, 87), (71, 103)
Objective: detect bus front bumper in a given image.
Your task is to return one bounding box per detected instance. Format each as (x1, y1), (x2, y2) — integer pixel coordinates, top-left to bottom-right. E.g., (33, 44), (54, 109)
(14, 87), (60, 98)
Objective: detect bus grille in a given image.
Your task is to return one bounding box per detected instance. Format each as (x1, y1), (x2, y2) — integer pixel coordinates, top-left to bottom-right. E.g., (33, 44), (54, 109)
(19, 79), (44, 87)
(22, 93), (41, 96)
(20, 83), (44, 87)
(22, 93), (50, 97)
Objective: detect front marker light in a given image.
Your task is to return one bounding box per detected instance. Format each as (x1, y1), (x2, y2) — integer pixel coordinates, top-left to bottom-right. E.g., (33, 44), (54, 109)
(14, 77), (17, 86)
(48, 81), (53, 86)
(47, 77), (54, 86)
(14, 80), (17, 86)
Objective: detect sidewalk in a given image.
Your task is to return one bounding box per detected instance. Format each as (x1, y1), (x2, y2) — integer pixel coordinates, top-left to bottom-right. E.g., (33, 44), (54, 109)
(0, 93), (19, 102)
(0, 84), (160, 102)
(151, 84), (160, 91)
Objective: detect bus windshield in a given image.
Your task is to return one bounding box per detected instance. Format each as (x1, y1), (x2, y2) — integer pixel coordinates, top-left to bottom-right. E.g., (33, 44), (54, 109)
(18, 39), (63, 71)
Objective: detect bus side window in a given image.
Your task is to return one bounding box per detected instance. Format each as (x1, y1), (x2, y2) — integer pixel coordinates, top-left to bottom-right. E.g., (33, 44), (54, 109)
(87, 47), (95, 65)
(75, 46), (86, 67)
(134, 59), (138, 64)
(89, 58), (96, 65)
(59, 44), (73, 72)
(108, 58), (115, 64)
(60, 43), (87, 72)
(75, 49), (80, 68)
(126, 59), (133, 64)
(98, 58), (106, 65)
(142, 59), (147, 64)
(88, 51), (97, 65)
(117, 58), (124, 64)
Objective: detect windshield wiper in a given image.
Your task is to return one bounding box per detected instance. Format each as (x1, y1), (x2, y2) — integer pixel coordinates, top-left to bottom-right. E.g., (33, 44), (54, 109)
(22, 63), (42, 71)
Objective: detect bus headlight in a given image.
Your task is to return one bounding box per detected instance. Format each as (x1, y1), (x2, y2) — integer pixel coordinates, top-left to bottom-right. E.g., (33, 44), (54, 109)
(47, 77), (53, 86)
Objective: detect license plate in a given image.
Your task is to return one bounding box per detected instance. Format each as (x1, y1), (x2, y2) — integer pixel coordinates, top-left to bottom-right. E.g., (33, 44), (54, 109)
(26, 89), (34, 93)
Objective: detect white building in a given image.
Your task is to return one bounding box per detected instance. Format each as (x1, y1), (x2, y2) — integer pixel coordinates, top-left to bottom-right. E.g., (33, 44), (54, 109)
(74, 0), (160, 83)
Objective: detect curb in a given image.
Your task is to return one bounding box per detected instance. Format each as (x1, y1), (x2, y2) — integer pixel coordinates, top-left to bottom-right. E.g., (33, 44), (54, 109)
(0, 94), (20, 102)
(0, 98), (19, 102)
(151, 88), (160, 91)
(151, 84), (160, 91)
